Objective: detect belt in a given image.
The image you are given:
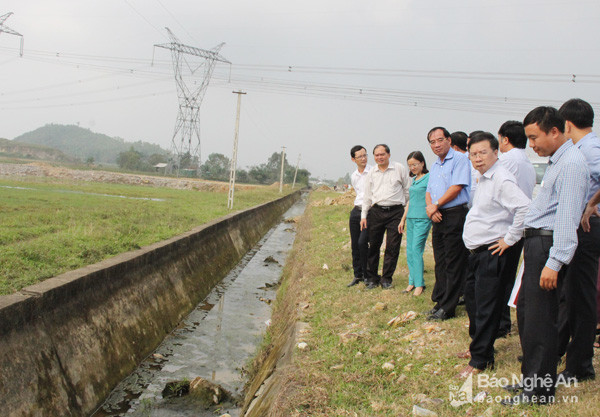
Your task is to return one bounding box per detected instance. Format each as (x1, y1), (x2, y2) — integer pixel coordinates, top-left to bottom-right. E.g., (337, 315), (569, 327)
(439, 204), (468, 213)
(523, 228), (553, 238)
(372, 204), (403, 211)
(469, 244), (491, 255)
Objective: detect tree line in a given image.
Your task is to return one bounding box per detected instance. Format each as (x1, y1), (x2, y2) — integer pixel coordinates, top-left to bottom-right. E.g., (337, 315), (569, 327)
(116, 148), (310, 186)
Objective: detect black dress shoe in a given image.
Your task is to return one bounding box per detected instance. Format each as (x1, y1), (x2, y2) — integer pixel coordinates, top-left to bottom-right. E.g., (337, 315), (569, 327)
(347, 277), (363, 287)
(558, 369), (596, 383)
(427, 308), (454, 321)
(365, 282), (379, 290)
(381, 282), (392, 289)
(424, 307), (439, 316)
(502, 383), (523, 393)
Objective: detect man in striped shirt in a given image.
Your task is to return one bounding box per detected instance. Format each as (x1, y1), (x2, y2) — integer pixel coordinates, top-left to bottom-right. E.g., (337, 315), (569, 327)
(503, 107), (589, 406)
(556, 98), (600, 382)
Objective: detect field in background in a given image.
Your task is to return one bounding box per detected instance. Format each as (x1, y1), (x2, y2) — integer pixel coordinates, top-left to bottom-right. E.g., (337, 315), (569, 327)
(0, 176), (289, 295)
(263, 191), (600, 417)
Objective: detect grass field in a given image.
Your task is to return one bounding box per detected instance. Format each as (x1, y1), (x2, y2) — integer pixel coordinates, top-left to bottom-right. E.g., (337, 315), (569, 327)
(0, 176), (288, 295)
(260, 191), (600, 417)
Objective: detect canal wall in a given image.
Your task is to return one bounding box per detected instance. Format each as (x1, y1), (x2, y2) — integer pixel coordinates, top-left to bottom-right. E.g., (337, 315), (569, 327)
(0, 191), (300, 417)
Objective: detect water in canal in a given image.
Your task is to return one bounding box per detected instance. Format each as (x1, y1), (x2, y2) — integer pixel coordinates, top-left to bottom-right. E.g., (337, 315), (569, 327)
(92, 194), (308, 417)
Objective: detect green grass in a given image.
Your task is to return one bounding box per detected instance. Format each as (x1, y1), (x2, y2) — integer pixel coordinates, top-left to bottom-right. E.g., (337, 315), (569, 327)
(262, 191), (600, 417)
(0, 177), (287, 295)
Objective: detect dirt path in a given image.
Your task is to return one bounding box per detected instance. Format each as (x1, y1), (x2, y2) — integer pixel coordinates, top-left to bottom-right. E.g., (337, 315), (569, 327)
(0, 162), (262, 192)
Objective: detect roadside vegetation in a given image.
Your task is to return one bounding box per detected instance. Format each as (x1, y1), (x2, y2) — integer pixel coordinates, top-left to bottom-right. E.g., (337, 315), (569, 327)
(0, 176), (289, 295)
(256, 191), (600, 416)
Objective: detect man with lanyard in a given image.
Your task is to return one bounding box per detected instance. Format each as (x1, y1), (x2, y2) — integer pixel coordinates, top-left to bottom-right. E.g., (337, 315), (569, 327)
(459, 132), (530, 378)
(556, 98), (600, 382)
(347, 145), (372, 287)
(360, 144), (410, 289)
(425, 127), (471, 320)
(503, 106), (589, 406)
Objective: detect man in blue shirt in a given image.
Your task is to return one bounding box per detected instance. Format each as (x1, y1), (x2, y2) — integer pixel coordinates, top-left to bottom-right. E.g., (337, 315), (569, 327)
(556, 98), (600, 382)
(503, 107), (589, 406)
(425, 127), (471, 320)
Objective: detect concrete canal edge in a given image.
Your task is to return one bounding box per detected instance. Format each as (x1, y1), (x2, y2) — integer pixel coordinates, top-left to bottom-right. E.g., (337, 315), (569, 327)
(241, 200), (314, 417)
(0, 191), (300, 417)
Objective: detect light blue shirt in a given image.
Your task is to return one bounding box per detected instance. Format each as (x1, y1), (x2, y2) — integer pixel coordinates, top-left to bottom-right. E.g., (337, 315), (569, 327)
(426, 147), (471, 208)
(573, 131), (600, 206)
(524, 140), (590, 271)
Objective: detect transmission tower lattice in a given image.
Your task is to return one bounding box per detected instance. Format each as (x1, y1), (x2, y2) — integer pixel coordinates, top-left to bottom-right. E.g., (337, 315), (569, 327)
(0, 13), (23, 56)
(154, 28), (230, 171)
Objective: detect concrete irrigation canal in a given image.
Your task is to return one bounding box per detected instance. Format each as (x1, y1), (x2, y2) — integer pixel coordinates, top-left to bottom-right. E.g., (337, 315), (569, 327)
(0, 191), (306, 417)
(94, 195), (308, 416)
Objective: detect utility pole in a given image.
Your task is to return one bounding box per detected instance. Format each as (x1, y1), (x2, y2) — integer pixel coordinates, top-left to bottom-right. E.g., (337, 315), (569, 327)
(0, 13), (23, 56)
(153, 28), (230, 174)
(292, 154), (301, 189)
(228, 91), (246, 209)
(279, 147), (286, 194)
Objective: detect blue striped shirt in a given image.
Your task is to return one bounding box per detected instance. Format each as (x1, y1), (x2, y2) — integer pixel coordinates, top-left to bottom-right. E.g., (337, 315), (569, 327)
(573, 131), (600, 207)
(524, 139), (590, 271)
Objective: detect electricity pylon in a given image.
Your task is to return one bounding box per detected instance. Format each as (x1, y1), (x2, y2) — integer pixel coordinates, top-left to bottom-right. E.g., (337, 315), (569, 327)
(154, 28), (230, 173)
(0, 13), (23, 56)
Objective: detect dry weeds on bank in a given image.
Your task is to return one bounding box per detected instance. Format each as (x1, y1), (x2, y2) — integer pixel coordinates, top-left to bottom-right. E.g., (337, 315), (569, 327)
(258, 191), (600, 417)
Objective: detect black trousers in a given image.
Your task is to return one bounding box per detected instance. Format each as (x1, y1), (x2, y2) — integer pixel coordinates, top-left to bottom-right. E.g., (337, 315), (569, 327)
(366, 204), (404, 285)
(557, 218), (600, 376)
(518, 234), (565, 399)
(349, 206), (369, 279)
(431, 205), (469, 315)
(465, 244), (521, 369)
(498, 239), (524, 336)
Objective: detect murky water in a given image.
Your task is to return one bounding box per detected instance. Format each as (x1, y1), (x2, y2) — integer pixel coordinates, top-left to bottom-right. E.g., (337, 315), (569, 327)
(91, 193), (307, 417)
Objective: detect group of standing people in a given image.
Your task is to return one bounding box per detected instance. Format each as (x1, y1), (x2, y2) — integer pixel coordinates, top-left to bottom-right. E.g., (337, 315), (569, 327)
(347, 98), (600, 406)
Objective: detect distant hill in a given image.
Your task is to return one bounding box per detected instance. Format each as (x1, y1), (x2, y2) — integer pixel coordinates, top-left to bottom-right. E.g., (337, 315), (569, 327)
(0, 137), (78, 163)
(13, 124), (168, 164)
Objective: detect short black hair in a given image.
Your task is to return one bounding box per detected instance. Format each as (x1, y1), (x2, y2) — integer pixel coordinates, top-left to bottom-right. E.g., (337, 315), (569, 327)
(373, 144), (390, 154)
(427, 127), (451, 141)
(498, 121), (527, 149)
(468, 131), (498, 152)
(468, 130), (484, 139)
(558, 98), (594, 129)
(406, 150), (429, 177)
(523, 106), (565, 134)
(350, 145), (366, 158)
(450, 131), (468, 151)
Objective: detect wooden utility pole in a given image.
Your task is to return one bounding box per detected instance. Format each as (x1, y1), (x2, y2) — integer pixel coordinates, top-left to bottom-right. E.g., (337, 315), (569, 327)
(292, 154), (301, 189)
(228, 91), (246, 209)
(279, 146), (286, 193)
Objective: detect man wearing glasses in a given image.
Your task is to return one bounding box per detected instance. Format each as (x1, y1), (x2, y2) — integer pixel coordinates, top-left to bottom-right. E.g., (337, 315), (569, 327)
(347, 145), (372, 287)
(425, 127), (472, 320)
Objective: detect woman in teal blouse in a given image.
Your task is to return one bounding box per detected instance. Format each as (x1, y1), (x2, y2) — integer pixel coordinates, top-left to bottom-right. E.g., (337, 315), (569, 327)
(399, 151), (432, 296)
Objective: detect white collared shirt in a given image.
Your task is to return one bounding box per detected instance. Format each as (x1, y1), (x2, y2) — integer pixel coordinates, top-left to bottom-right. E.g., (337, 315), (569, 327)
(463, 161), (531, 250)
(499, 148), (537, 199)
(361, 161), (410, 219)
(351, 165), (372, 206)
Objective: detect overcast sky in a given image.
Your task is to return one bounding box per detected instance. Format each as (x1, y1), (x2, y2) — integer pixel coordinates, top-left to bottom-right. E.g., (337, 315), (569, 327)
(1, 0), (600, 179)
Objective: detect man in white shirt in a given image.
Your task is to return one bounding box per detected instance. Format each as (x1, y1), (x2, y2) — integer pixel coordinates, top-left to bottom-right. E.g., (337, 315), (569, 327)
(497, 120), (537, 339)
(347, 145), (372, 287)
(360, 144), (410, 289)
(498, 121), (537, 199)
(459, 132), (530, 378)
